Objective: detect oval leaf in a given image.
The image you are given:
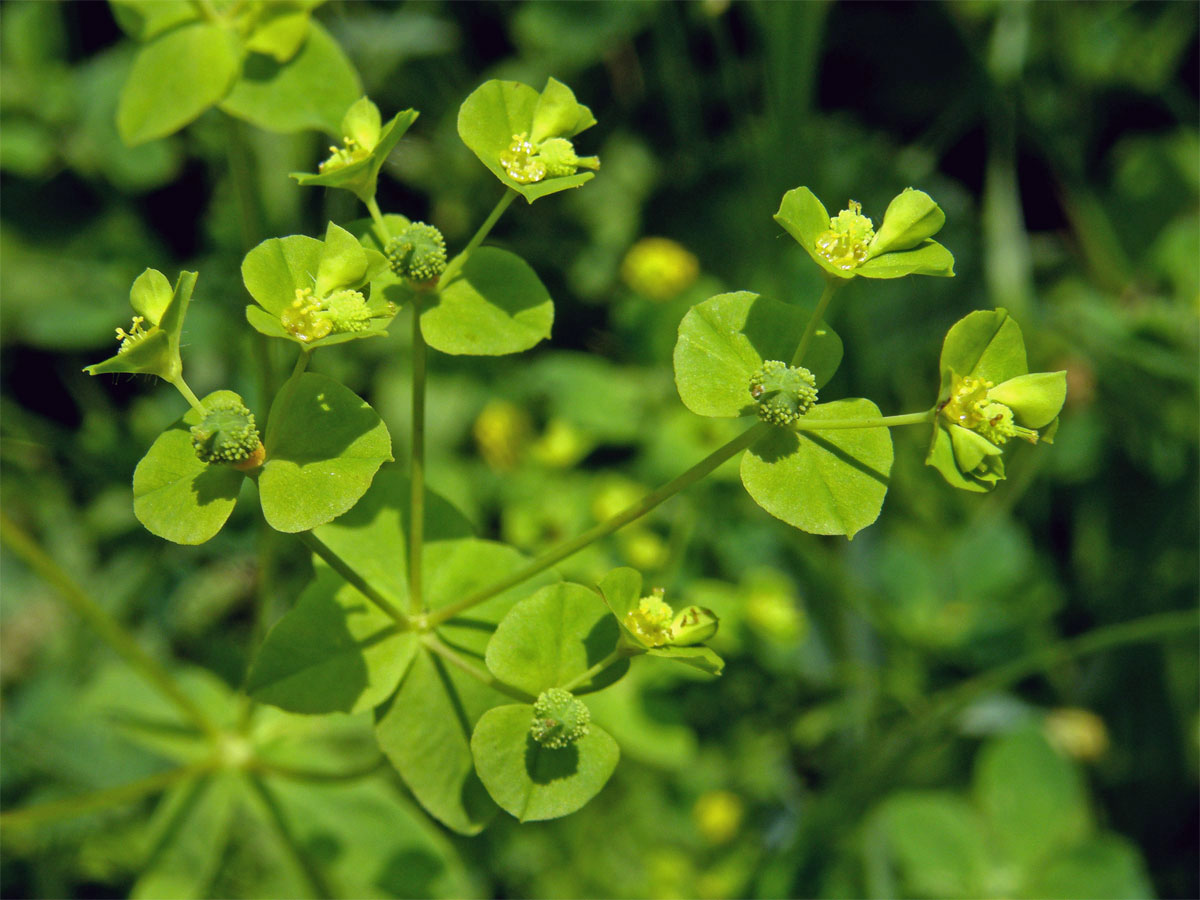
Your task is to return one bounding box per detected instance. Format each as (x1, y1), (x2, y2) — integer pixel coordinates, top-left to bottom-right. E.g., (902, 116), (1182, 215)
(375, 648), (499, 835)
(471, 704), (619, 822)
(939, 308), (1027, 391)
(877, 792), (989, 899)
(117, 23), (240, 146)
(422, 247), (553, 356)
(259, 373), (392, 533)
(132, 392), (246, 544)
(246, 567), (417, 715)
(220, 22), (361, 135)
(740, 399), (894, 538)
(486, 583), (625, 696)
(674, 291), (843, 418)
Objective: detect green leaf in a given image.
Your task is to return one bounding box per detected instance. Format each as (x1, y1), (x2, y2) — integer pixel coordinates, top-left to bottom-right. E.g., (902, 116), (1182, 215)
(132, 392), (246, 544)
(877, 792), (989, 899)
(925, 424), (994, 493)
(740, 399), (894, 537)
(673, 291), (843, 418)
(242, 4), (312, 63)
(774, 186), (843, 279)
(129, 267), (173, 323)
(246, 567), (416, 715)
(117, 23), (240, 146)
(110, 0), (198, 41)
(375, 648), (499, 835)
(132, 773), (238, 900)
(315, 221), (369, 297)
(310, 466), (474, 605)
(470, 704), (619, 821)
(596, 567), (643, 622)
(974, 729), (1091, 871)
(258, 373), (392, 533)
(869, 188), (946, 256)
(989, 371), (1068, 429)
(938, 308), (1028, 395)
(856, 240), (955, 279)
(485, 582), (626, 696)
(242, 234), (324, 316)
(457, 79), (596, 203)
(422, 247), (553, 356)
(646, 644), (724, 676)
(220, 22), (361, 136)
(1024, 835), (1153, 900)
(374, 538), (559, 833)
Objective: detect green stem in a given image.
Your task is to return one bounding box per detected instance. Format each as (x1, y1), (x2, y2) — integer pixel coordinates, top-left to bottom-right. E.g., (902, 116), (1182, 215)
(294, 531), (409, 627)
(0, 762), (212, 830)
(170, 375), (207, 415)
(224, 116), (262, 251)
(440, 188), (518, 284)
(790, 278), (842, 367)
(409, 298), (427, 614)
(560, 648), (632, 693)
(246, 774), (333, 900)
(421, 633), (535, 703)
(0, 513), (222, 741)
(365, 196), (389, 238)
(291, 349), (310, 379)
(426, 423), (769, 628)
(792, 410), (935, 432)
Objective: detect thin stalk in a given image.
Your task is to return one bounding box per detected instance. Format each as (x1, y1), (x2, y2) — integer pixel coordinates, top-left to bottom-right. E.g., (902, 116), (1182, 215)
(440, 188), (518, 284)
(224, 116), (262, 250)
(169, 375), (207, 415)
(0, 762), (212, 830)
(291, 349), (310, 379)
(790, 278), (842, 367)
(246, 774), (334, 900)
(0, 513), (222, 742)
(560, 648), (631, 693)
(294, 531), (409, 627)
(409, 297), (427, 613)
(792, 410), (935, 432)
(421, 634), (536, 703)
(365, 196), (389, 237)
(426, 423), (769, 628)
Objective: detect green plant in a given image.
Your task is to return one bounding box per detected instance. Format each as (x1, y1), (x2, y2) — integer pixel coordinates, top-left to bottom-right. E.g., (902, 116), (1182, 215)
(63, 50), (1074, 837)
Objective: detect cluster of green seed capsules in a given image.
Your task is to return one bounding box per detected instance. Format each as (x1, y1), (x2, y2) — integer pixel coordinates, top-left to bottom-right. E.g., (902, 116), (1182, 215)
(530, 688), (590, 749)
(385, 222), (447, 284)
(190, 397), (262, 467)
(749, 360), (818, 426)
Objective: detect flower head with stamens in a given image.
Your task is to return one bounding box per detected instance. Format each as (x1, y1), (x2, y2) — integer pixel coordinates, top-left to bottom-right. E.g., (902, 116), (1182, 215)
(85, 268), (197, 383)
(775, 186), (955, 280)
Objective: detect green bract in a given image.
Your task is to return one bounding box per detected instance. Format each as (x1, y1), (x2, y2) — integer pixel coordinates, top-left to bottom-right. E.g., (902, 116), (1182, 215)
(242, 220), (394, 348)
(114, 0), (360, 144)
(84, 268), (195, 382)
(458, 77), (599, 203)
(291, 96), (419, 203)
(775, 186), (955, 280)
(927, 309), (1067, 492)
(597, 568), (724, 675)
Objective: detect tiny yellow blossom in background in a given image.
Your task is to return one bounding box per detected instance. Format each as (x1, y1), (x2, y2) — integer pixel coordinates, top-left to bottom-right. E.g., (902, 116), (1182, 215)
(693, 789), (744, 845)
(621, 237), (700, 301)
(1044, 707), (1109, 761)
(473, 400), (532, 471)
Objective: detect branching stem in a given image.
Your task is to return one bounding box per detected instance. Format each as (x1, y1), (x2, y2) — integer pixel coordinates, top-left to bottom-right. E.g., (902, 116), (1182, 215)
(295, 531), (409, 627)
(421, 633), (535, 703)
(425, 423), (769, 628)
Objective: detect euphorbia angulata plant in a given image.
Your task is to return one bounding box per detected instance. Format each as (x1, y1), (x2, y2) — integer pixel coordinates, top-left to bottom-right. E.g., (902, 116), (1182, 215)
(79, 65), (1066, 837)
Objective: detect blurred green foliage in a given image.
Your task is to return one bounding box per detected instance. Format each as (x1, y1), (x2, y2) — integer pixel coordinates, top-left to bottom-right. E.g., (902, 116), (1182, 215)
(1, 1), (1196, 898)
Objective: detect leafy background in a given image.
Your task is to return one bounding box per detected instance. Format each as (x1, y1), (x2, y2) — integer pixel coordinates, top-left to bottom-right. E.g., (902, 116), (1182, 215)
(1, 1), (1196, 897)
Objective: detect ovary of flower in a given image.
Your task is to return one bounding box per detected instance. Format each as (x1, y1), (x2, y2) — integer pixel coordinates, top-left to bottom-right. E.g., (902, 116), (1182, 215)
(279, 287), (376, 343)
(815, 200), (875, 271)
(115, 316), (149, 352)
(280, 288), (333, 342)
